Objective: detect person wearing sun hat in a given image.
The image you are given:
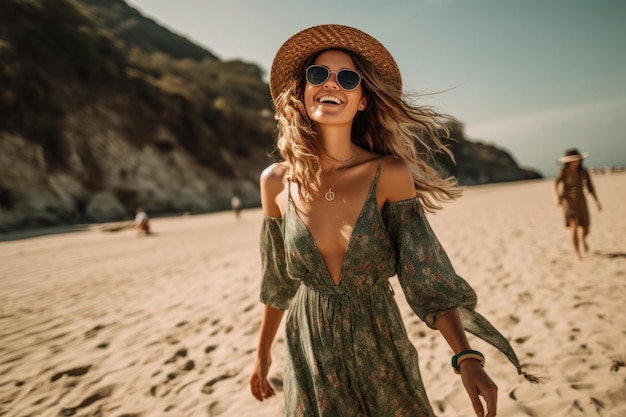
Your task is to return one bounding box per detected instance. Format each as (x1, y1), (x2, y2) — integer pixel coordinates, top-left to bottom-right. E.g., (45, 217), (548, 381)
(554, 148), (602, 260)
(249, 24), (536, 416)
(557, 148), (589, 164)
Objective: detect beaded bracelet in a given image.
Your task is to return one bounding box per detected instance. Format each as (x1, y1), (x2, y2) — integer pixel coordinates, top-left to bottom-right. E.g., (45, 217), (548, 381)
(451, 350), (485, 374)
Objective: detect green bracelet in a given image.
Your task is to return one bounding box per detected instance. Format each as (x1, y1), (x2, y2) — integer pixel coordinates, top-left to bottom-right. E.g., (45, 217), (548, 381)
(451, 350), (485, 374)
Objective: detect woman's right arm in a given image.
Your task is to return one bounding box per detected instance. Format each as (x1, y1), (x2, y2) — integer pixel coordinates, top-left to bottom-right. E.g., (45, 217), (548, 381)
(250, 305), (285, 401)
(250, 163), (289, 401)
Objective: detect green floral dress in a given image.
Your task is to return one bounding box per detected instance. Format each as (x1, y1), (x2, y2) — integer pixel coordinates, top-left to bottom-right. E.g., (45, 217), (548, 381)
(260, 160), (528, 416)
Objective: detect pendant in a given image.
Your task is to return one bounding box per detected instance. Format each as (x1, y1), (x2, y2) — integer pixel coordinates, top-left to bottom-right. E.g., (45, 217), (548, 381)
(325, 189), (335, 201)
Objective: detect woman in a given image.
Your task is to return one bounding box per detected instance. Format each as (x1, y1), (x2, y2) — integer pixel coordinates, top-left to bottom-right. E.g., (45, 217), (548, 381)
(554, 149), (602, 259)
(249, 24), (535, 417)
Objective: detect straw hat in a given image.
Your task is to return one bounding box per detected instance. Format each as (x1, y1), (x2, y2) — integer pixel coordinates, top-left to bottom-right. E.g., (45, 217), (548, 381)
(557, 148), (589, 164)
(269, 24), (402, 102)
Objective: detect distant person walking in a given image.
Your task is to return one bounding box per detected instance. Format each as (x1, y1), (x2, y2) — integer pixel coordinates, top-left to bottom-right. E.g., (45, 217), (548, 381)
(133, 208), (151, 235)
(554, 149), (601, 259)
(231, 194), (242, 219)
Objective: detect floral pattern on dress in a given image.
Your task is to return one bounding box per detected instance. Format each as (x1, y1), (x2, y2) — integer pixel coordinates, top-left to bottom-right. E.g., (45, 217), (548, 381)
(258, 159), (528, 416)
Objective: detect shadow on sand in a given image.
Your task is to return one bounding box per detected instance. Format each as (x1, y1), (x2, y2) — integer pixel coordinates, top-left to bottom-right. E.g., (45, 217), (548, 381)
(0, 224), (93, 243)
(593, 251), (626, 259)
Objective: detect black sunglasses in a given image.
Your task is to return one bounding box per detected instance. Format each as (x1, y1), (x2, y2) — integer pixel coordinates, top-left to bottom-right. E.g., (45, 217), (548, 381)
(305, 65), (362, 91)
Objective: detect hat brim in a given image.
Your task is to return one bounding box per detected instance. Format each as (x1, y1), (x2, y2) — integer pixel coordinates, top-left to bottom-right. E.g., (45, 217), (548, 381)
(269, 24), (402, 102)
(557, 152), (589, 163)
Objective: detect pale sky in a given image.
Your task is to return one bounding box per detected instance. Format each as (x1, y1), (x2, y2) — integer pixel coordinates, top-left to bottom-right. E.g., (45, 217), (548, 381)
(126, 0), (626, 177)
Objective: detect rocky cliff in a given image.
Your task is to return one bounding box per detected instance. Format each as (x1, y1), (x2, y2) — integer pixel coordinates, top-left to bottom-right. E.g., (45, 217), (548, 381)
(434, 121), (542, 185)
(0, 0), (541, 232)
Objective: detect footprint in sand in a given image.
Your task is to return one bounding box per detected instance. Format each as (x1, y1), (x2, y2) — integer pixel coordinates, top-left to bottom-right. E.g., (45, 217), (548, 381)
(610, 360), (625, 372)
(164, 348), (188, 364)
(84, 324), (106, 339)
(149, 346), (198, 398)
(269, 376), (283, 390)
(50, 365), (91, 382)
(517, 291), (532, 303)
(209, 400), (228, 415)
(201, 371), (238, 395)
(58, 384), (115, 416)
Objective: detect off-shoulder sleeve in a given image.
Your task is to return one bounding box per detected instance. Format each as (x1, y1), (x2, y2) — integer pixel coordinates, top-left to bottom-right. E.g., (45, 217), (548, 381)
(259, 216), (300, 310)
(382, 198), (476, 328)
(382, 198), (537, 381)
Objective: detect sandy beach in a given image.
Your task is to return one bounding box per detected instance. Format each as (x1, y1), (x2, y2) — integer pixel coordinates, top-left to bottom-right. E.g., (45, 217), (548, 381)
(1, 174), (625, 417)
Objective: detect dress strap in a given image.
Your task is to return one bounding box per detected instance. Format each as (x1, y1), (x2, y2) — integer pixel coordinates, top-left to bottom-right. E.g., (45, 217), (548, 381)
(286, 176), (294, 204)
(376, 156), (385, 173)
(371, 156), (385, 195)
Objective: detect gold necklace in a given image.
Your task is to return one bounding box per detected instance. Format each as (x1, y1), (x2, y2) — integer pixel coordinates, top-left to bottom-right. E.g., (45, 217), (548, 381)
(321, 145), (356, 164)
(319, 146), (356, 202)
(320, 166), (348, 201)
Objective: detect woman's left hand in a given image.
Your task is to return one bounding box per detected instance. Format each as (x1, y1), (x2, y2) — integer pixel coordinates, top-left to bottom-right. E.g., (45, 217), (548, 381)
(459, 359), (498, 417)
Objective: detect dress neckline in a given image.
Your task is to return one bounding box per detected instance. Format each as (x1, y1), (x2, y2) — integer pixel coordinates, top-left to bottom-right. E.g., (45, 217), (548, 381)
(287, 157), (384, 286)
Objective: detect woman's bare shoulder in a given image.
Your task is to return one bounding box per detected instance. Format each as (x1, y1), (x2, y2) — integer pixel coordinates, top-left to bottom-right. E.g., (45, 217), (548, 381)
(261, 162), (289, 186)
(379, 156), (416, 202)
(260, 162), (290, 216)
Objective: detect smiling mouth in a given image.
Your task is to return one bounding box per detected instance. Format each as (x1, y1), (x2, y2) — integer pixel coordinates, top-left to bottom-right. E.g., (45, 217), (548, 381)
(318, 95), (342, 104)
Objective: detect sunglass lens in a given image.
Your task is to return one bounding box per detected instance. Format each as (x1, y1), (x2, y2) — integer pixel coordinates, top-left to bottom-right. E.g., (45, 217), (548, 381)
(337, 70), (361, 91)
(306, 66), (330, 86)
(306, 66), (361, 90)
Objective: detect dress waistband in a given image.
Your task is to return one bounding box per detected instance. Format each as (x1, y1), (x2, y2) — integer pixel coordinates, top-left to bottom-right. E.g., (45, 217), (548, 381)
(301, 279), (394, 297)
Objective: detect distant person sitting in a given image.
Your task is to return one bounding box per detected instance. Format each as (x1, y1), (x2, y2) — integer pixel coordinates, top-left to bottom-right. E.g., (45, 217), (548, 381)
(133, 208), (151, 235)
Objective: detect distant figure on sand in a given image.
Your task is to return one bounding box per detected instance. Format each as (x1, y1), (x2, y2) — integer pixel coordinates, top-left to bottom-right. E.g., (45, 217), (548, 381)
(231, 195), (242, 219)
(133, 208), (151, 235)
(554, 149), (601, 259)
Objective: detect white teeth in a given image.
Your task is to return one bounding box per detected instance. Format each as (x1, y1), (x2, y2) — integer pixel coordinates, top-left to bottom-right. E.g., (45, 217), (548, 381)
(318, 95), (342, 104)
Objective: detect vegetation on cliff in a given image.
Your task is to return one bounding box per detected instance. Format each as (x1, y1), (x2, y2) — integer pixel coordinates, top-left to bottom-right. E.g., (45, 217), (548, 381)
(0, 0), (540, 231)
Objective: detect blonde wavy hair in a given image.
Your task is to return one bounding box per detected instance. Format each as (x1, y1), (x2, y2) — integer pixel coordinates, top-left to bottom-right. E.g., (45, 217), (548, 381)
(273, 49), (463, 211)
